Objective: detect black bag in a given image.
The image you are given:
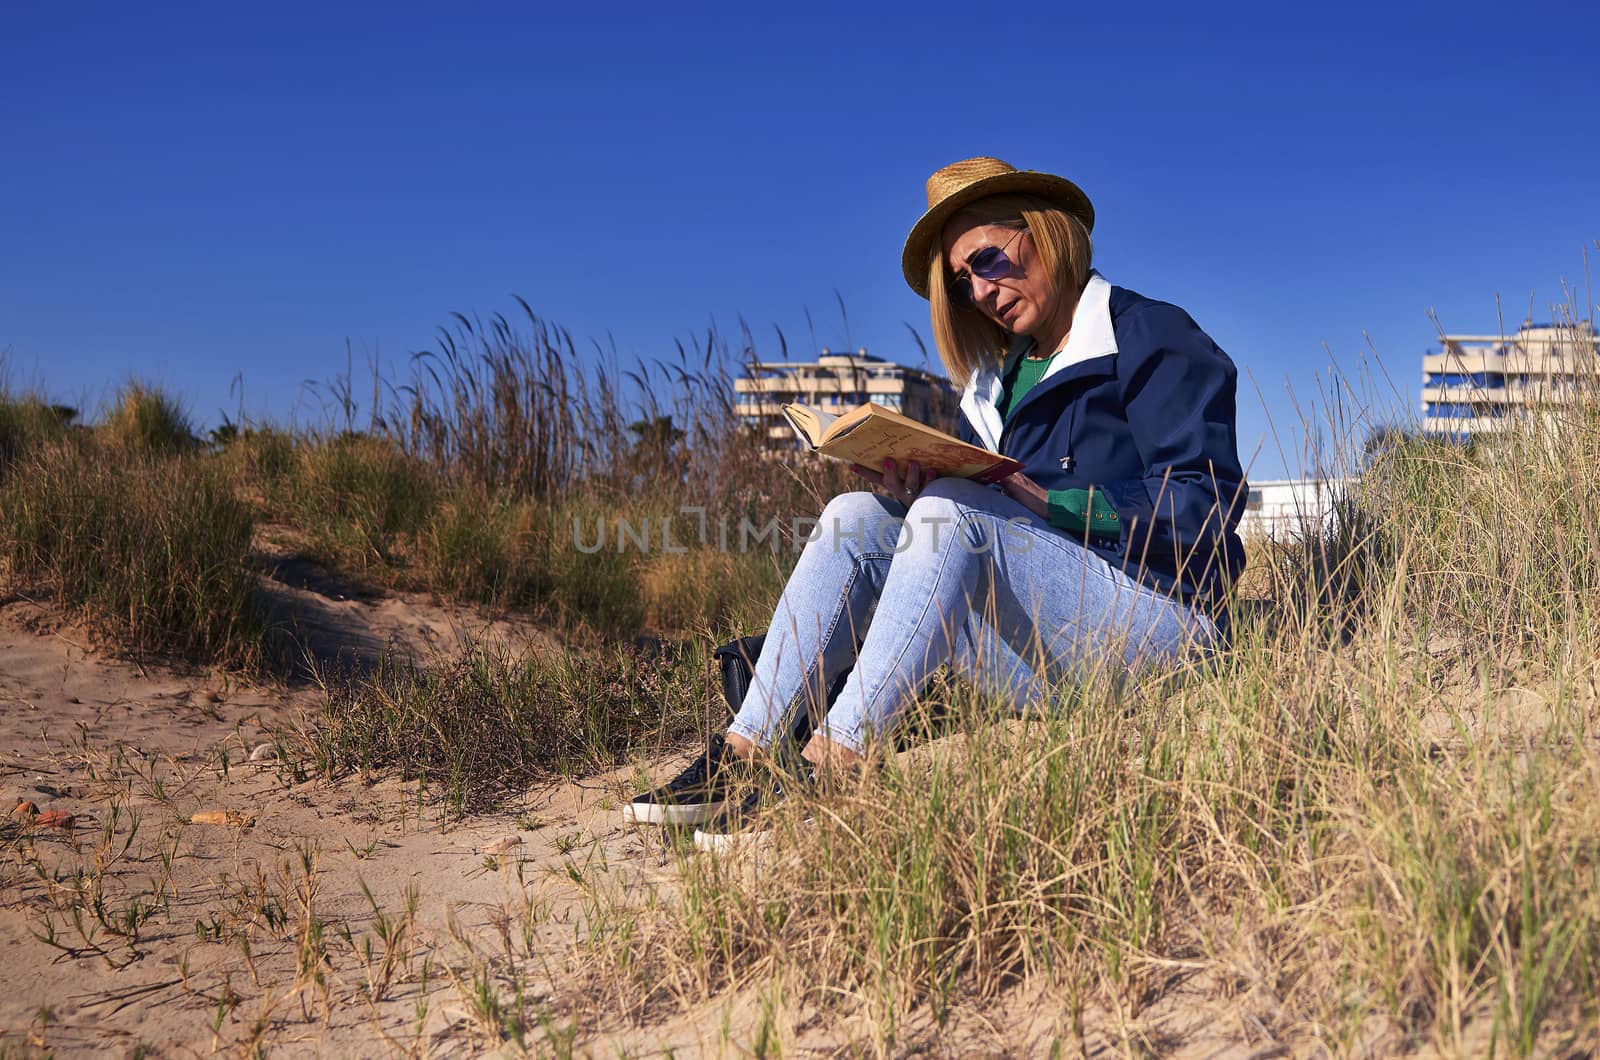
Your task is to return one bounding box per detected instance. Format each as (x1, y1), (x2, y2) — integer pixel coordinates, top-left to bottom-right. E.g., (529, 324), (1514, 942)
(712, 632), (852, 744)
(713, 633), (768, 716)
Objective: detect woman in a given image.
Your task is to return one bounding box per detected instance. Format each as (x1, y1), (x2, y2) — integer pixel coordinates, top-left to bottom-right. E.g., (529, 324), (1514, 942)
(625, 157), (1248, 845)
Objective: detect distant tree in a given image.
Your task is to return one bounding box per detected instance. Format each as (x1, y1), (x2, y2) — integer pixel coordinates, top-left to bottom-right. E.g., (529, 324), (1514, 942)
(209, 420), (241, 448)
(1361, 424), (1412, 466)
(627, 415), (685, 461)
(625, 416), (688, 493)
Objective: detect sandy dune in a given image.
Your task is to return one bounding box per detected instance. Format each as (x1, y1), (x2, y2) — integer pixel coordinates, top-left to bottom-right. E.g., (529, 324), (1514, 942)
(0, 568), (1347, 1057)
(0, 564), (732, 1056)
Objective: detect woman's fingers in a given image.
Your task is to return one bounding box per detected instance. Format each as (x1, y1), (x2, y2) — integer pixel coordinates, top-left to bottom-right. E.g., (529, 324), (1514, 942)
(880, 459), (907, 498)
(848, 463), (884, 486)
(903, 461), (927, 496)
(858, 460), (936, 501)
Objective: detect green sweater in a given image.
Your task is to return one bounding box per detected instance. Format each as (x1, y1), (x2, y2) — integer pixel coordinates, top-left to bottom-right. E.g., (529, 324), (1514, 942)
(998, 353), (1120, 539)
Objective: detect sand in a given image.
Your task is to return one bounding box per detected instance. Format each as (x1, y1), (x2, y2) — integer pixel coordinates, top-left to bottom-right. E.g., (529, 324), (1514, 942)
(0, 566), (1344, 1057)
(0, 562), (739, 1056)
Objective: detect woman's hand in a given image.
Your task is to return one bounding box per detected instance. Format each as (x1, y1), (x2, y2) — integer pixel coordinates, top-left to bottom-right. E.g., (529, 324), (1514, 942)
(996, 471), (1050, 520)
(849, 459), (938, 502)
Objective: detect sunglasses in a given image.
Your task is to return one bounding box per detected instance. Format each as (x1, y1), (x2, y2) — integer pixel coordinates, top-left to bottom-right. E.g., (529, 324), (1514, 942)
(949, 227), (1026, 306)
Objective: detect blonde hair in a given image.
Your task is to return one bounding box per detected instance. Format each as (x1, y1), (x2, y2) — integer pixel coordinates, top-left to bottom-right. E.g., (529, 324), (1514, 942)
(927, 195), (1093, 388)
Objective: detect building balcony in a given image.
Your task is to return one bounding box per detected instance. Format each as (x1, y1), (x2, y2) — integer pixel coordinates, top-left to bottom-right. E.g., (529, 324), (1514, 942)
(736, 376), (908, 395)
(735, 352), (960, 451)
(1421, 414), (1513, 435)
(1502, 356), (1600, 379)
(1421, 351), (1506, 375)
(1504, 381), (1595, 405)
(735, 400), (792, 417)
(1420, 385), (1507, 405)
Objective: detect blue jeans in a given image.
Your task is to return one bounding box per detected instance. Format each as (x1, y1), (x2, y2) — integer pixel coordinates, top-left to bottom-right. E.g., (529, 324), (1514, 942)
(727, 479), (1217, 754)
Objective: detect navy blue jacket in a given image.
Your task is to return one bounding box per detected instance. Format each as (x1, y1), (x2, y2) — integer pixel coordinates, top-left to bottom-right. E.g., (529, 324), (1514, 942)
(957, 277), (1248, 614)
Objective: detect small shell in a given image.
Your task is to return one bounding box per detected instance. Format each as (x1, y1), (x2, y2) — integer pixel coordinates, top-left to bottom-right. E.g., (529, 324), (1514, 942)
(35, 810), (75, 831)
(10, 800), (39, 818)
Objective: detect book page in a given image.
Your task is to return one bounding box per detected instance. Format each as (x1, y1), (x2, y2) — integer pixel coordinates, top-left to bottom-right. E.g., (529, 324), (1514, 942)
(780, 403), (839, 448)
(818, 401), (875, 443)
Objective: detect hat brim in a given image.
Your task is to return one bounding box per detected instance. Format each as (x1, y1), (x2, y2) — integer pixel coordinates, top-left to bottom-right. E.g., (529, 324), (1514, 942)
(901, 171), (1095, 299)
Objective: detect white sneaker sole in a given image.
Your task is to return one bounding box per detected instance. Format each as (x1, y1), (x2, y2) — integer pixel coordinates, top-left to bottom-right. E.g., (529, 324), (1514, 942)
(621, 799), (727, 827)
(692, 826), (772, 854)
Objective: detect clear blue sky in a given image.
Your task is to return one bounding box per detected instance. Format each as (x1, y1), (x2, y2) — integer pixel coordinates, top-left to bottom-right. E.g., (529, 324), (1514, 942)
(3, 2), (1596, 477)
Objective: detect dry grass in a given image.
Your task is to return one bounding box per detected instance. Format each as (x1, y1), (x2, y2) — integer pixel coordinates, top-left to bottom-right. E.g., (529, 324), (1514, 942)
(100, 383), (196, 453)
(0, 396), (73, 471)
(4, 299), (1599, 1055)
(214, 306), (853, 641)
(299, 638), (720, 816)
(561, 315), (1600, 1054)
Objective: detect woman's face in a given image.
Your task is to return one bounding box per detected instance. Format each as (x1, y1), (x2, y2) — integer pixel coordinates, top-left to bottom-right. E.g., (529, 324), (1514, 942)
(940, 217), (1061, 339)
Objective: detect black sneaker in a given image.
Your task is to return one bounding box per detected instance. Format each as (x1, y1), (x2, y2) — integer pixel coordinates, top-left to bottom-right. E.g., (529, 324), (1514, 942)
(623, 735), (751, 826)
(692, 766), (816, 854)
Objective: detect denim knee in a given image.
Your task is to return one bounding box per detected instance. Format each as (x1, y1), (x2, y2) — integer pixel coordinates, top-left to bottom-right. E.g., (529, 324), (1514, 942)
(809, 490), (904, 557)
(902, 478), (1010, 554)
(819, 489), (895, 522)
(916, 476), (995, 508)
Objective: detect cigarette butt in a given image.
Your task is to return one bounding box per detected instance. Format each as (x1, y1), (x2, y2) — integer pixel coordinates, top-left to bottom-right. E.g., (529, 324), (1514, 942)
(191, 809), (255, 828)
(480, 836), (523, 856)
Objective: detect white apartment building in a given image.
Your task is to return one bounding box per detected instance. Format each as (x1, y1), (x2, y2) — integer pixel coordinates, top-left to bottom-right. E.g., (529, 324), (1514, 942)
(1422, 320), (1600, 439)
(734, 348), (960, 445)
(1237, 478), (1349, 540)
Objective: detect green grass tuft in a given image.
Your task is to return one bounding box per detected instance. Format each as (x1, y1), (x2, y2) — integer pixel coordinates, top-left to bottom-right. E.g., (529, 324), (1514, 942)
(304, 640), (715, 815)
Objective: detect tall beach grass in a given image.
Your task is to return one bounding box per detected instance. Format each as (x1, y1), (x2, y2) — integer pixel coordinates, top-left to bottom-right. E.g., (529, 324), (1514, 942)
(565, 312), (1600, 1055)
(3, 295), (1596, 1052)
(224, 303), (847, 640)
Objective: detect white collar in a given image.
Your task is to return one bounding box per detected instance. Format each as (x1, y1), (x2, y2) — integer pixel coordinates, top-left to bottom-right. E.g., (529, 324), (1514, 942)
(958, 272), (1118, 451)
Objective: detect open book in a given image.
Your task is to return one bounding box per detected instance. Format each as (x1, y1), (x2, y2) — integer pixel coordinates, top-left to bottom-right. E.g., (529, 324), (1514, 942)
(780, 401), (1022, 484)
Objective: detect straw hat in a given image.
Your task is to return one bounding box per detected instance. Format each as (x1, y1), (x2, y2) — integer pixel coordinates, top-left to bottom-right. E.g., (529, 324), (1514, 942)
(901, 156), (1095, 299)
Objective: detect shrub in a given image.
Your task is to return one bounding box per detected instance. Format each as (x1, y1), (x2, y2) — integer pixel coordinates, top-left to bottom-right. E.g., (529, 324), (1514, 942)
(224, 426), (297, 494)
(290, 433), (436, 573)
(257, 304), (858, 641)
(637, 546), (791, 635)
(305, 640), (715, 815)
(0, 398), (71, 471)
(418, 488), (531, 605)
(0, 439), (263, 664)
(102, 383), (196, 452)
